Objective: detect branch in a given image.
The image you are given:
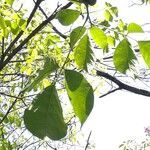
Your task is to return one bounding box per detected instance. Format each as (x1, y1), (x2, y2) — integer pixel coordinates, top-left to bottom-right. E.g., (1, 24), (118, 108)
(96, 70), (150, 97)
(99, 87), (121, 98)
(2, 0), (43, 59)
(0, 92), (23, 124)
(33, 0), (67, 39)
(0, 92), (23, 100)
(0, 2), (73, 71)
(85, 131), (92, 150)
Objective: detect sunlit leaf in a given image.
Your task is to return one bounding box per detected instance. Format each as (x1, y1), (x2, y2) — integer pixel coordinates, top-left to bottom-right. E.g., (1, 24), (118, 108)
(5, 0), (15, 5)
(65, 70), (94, 125)
(70, 26), (86, 48)
(118, 19), (126, 31)
(107, 35), (115, 47)
(24, 84), (67, 140)
(0, 16), (8, 37)
(110, 7), (118, 17)
(90, 26), (107, 50)
(104, 10), (113, 21)
(138, 41), (150, 68)
(24, 58), (58, 92)
(74, 34), (93, 70)
(127, 23), (144, 33)
(113, 39), (136, 73)
(56, 9), (80, 26)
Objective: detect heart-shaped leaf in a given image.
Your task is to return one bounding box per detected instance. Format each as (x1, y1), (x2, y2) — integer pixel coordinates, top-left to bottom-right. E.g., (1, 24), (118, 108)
(24, 84), (67, 140)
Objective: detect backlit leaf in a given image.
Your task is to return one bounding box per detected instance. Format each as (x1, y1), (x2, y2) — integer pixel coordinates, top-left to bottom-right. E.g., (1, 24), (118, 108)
(107, 35), (115, 47)
(24, 84), (67, 140)
(113, 39), (136, 73)
(5, 0), (15, 5)
(138, 41), (150, 68)
(127, 23), (143, 33)
(70, 26), (86, 48)
(74, 34), (93, 70)
(90, 26), (107, 50)
(56, 9), (80, 26)
(104, 10), (113, 21)
(24, 58), (58, 92)
(110, 7), (118, 17)
(65, 70), (94, 125)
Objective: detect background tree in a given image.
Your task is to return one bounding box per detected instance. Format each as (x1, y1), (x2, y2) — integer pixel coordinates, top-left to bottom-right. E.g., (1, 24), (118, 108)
(0, 0), (150, 149)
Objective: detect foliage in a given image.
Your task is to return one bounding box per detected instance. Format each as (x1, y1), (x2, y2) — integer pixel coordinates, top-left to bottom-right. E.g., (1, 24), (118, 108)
(0, 0), (150, 149)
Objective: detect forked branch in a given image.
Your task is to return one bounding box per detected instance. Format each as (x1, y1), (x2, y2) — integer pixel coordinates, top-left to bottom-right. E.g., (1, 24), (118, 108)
(96, 70), (150, 97)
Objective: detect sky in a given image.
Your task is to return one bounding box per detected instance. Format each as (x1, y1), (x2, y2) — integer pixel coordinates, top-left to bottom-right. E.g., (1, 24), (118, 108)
(20, 0), (150, 149)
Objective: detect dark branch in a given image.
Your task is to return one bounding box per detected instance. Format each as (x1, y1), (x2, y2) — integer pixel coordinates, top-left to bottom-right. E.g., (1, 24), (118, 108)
(33, 0), (67, 39)
(2, 0), (43, 60)
(0, 2), (72, 71)
(0, 92), (23, 124)
(85, 131), (92, 150)
(97, 70), (150, 97)
(99, 87), (121, 98)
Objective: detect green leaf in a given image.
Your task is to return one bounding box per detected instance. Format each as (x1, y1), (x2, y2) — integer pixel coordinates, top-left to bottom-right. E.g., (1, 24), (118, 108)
(118, 19), (126, 31)
(105, 2), (112, 7)
(107, 35), (115, 47)
(110, 7), (118, 17)
(138, 41), (150, 68)
(74, 34), (93, 70)
(65, 70), (94, 124)
(56, 9), (80, 26)
(113, 39), (136, 73)
(104, 10), (113, 21)
(90, 26), (107, 50)
(24, 58), (58, 92)
(24, 84), (67, 140)
(127, 23), (144, 33)
(5, 0), (15, 5)
(0, 16), (8, 37)
(70, 26), (86, 48)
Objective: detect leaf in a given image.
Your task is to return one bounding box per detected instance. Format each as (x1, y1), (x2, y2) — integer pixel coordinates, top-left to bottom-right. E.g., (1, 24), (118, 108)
(56, 9), (80, 26)
(104, 10), (113, 21)
(65, 70), (94, 125)
(5, 0), (15, 5)
(118, 19), (126, 31)
(107, 35), (115, 47)
(24, 58), (58, 92)
(24, 84), (67, 140)
(70, 26), (86, 48)
(113, 39), (136, 73)
(0, 16), (8, 37)
(90, 26), (107, 50)
(110, 7), (118, 17)
(138, 41), (150, 68)
(127, 23), (144, 33)
(74, 34), (93, 70)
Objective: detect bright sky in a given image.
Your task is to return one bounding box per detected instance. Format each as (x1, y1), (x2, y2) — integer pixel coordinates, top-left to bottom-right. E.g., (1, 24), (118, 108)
(21, 0), (150, 149)
(87, 1), (150, 149)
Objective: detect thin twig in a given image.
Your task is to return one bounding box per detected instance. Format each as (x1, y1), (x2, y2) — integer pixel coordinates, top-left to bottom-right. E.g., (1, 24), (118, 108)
(99, 87), (121, 98)
(33, 0), (67, 39)
(85, 131), (92, 150)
